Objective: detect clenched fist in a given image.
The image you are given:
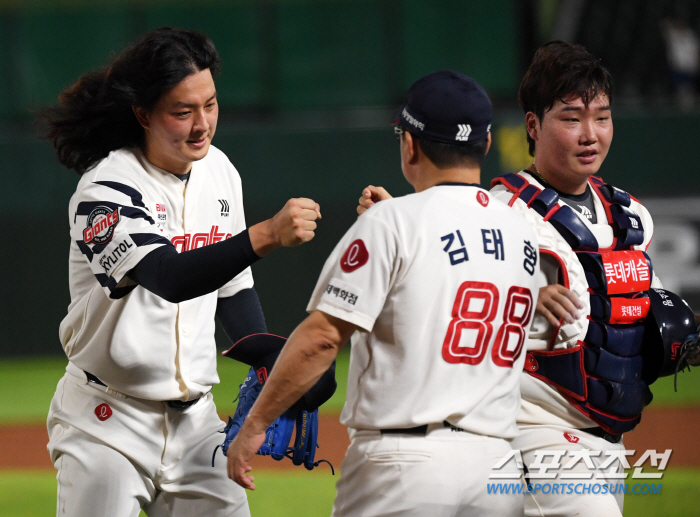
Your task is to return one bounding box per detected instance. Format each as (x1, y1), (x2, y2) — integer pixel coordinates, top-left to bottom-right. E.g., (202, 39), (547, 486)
(250, 198), (321, 256)
(357, 185), (392, 215)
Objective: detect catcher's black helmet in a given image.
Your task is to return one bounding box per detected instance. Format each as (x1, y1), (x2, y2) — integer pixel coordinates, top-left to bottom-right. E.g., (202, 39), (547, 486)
(642, 288), (697, 383)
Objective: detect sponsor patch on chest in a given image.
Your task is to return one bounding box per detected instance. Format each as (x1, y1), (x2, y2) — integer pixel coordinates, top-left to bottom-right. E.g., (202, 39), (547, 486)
(150, 202), (168, 232)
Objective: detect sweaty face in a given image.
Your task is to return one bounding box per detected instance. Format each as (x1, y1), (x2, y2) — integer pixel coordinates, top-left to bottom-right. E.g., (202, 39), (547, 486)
(529, 94), (612, 194)
(138, 68), (218, 175)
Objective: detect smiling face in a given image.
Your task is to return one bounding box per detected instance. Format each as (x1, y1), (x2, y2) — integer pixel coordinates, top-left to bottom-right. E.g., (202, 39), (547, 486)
(134, 68), (218, 175)
(527, 93), (613, 194)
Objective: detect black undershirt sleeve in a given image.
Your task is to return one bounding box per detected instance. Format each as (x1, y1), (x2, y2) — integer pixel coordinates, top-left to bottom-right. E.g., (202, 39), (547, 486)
(216, 288), (268, 344)
(127, 229), (261, 303)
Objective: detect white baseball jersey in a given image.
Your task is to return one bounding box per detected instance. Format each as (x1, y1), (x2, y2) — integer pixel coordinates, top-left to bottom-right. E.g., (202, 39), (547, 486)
(491, 171), (662, 429)
(307, 184), (541, 439)
(59, 146), (253, 401)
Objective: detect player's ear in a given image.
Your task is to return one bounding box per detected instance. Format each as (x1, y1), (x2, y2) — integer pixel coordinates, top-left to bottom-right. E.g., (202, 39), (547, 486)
(485, 132), (492, 156)
(132, 106), (151, 129)
(404, 131), (419, 165)
(525, 112), (539, 142)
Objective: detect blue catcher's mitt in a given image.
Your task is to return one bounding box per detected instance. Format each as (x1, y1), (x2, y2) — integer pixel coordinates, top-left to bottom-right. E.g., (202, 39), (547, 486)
(212, 368), (333, 473)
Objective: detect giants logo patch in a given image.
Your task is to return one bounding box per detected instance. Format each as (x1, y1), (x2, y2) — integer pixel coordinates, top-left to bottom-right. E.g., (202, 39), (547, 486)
(95, 403), (112, 421)
(83, 206), (120, 244)
(340, 239), (369, 272)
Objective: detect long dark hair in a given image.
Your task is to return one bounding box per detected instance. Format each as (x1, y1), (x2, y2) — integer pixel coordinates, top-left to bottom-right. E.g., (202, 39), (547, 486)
(37, 27), (221, 174)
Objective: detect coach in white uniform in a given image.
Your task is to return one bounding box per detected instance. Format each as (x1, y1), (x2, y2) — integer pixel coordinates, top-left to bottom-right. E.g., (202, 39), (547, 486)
(227, 71), (540, 516)
(39, 28), (323, 517)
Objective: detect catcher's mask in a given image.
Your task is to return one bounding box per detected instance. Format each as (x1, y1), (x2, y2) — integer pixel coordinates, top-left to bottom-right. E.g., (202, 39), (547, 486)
(642, 288), (696, 383)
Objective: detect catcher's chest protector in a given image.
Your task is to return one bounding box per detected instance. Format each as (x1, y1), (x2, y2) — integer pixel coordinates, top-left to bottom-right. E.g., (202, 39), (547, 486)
(492, 173), (653, 434)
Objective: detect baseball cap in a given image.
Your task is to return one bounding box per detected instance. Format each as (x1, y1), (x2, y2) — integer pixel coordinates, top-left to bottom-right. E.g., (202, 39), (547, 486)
(393, 70), (492, 145)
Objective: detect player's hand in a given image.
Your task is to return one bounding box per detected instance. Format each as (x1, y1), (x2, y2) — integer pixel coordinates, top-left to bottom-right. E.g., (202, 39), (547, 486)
(536, 284), (584, 327)
(227, 419), (268, 490)
(250, 198), (321, 256)
(357, 185), (392, 215)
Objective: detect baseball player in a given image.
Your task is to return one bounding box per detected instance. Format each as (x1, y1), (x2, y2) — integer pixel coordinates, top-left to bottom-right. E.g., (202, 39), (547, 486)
(38, 27), (324, 517)
(227, 70), (541, 516)
(488, 41), (700, 516)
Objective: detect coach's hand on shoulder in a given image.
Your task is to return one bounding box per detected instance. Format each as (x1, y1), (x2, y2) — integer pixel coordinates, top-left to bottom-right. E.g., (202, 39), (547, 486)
(536, 284), (584, 327)
(357, 185), (392, 215)
(249, 198), (321, 256)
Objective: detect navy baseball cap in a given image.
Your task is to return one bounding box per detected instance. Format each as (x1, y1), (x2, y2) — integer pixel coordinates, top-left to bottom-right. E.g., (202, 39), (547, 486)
(393, 70), (492, 145)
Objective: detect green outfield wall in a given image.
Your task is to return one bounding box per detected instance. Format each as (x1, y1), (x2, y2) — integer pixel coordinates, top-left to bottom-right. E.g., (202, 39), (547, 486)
(2, 110), (700, 356)
(1, 0), (700, 356)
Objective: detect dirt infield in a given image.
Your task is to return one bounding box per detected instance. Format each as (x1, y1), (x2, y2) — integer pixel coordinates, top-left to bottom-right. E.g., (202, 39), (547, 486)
(2, 408), (699, 471)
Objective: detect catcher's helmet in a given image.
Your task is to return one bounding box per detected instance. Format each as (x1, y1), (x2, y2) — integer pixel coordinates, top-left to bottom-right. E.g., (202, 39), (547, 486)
(642, 288), (696, 383)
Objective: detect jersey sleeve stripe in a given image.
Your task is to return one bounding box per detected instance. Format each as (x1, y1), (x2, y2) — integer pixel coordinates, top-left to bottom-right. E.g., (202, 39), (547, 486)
(76, 240), (94, 262)
(93, 181), (147, 208)
(75, 202), (155, 225)
(94, 272), (138, 299)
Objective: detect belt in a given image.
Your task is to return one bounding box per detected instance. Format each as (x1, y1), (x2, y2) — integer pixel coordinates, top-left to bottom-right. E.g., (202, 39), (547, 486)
(380, 421), (467, 435)
(85, 371), (106, 387)
(581, 426), (622, 444)
(84, 371), (200, 411)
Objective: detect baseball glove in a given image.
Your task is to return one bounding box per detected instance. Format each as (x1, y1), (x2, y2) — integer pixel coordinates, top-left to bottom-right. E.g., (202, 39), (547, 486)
(222, 333), (337, 411)
(212, 368), (334, 473)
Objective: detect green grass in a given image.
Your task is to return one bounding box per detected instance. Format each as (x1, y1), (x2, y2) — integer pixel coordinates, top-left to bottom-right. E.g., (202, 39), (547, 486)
(650, 367), (700, 406)
(0, 350), (350, 424)
(0, 469), (337, 517)
(623, 469), (700, 516)
(0, 351), (697, 424)
(3, 468), (699, 517)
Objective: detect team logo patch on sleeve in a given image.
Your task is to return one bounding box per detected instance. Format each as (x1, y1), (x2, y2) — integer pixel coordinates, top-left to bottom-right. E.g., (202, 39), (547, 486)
(340, 239), (369, 272)
(83, 206), (120, 244)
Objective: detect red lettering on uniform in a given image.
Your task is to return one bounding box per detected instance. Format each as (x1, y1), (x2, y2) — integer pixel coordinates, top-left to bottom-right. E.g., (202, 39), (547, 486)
(601, 251), (651, 295)
(477, 191), (489, 207)
(211, 226), (226, 243)
(340, 239), (369, 272)
(171, 235), (187, 252)
(191, 233), (209, 249)
(564, 432), (579, 443)
(170, 226), (232, 251)
(609, 297), (650, 324)
(95, 403), (112, 421)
